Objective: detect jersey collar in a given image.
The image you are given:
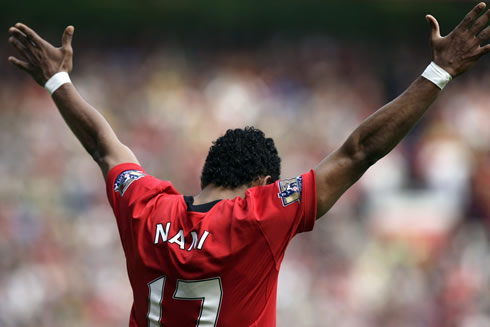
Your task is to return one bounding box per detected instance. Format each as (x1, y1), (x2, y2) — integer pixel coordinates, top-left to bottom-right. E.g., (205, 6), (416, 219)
(184, 196), (222, 213)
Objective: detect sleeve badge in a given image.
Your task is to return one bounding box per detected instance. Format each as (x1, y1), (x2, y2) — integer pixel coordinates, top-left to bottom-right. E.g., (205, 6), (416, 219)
(114, 170), (146, 196)
(277, 176), (303, 207)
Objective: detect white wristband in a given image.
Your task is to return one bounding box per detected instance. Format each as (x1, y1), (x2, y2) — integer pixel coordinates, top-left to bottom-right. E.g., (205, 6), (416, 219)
(44, 72), (71, 95)
(421, 61), (452, 90)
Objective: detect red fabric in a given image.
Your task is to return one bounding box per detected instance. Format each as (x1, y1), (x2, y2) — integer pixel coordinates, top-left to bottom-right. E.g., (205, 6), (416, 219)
(106, 163), (317, 327)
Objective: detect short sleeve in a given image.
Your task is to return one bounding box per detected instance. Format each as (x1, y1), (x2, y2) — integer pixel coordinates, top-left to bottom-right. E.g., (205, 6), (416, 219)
(106, 163), (179, 222)
(247, 169), (317, 268)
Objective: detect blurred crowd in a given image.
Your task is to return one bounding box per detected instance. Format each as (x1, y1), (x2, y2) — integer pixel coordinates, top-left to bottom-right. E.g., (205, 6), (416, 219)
(1, 36), (490, 327)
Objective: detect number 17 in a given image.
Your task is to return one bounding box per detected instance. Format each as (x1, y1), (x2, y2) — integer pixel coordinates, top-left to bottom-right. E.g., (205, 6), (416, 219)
(147, 276), (223, 327)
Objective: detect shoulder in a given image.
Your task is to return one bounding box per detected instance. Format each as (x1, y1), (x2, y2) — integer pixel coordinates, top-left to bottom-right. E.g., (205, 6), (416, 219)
(245, 170), (316, 208)
(239, 170), (317, 229)
(113, 168), (147, 196)
(106, 163), (180, 208)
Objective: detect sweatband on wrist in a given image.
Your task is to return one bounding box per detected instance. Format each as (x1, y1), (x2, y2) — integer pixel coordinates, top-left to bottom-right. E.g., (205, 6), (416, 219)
(421, 61), (452, 90)
(44, 72), (71, 95)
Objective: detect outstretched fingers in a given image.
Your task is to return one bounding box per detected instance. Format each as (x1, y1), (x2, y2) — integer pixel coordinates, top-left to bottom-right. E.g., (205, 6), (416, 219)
(15, 23), (45, 47)
(479, 43), (490, 57)
(8, 56), (32, 72)
(470, 9), (490, 35)
(8, 27), (27, 40)
(8, 35), (35, 62)
(9, 27), (36, 50)
(478, 25), (490, 41)
(457, 2), (487, 31)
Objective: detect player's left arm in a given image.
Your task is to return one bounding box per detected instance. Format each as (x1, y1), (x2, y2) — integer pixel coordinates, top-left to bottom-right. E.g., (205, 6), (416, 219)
(314, 3), (490, 219)
(7, 23), (138, 178)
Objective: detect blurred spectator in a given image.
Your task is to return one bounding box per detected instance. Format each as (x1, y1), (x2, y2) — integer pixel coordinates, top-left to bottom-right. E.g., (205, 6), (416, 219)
(1, 36), (490, 326)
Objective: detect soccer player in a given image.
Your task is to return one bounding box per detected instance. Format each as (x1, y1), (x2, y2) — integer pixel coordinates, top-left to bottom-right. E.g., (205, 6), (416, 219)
(7, 3), (490, 326)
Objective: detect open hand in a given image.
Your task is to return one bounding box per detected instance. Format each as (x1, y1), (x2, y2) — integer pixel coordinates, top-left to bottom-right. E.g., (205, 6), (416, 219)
(428, 2), (490, 77)
(8, 23), (74, 85)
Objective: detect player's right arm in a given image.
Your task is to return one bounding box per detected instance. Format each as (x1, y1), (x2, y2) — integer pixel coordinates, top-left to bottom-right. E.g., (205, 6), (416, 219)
(7, 23), (138, 178)
(314, 3), (490, 218)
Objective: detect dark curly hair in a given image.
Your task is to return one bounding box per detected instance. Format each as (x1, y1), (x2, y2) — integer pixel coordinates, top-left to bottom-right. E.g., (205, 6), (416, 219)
(200, 127), (281, 189)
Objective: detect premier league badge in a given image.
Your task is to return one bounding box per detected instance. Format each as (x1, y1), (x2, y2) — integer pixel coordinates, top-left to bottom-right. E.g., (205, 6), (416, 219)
(114, 170), (146, 196)
(277, 176), (302, 207)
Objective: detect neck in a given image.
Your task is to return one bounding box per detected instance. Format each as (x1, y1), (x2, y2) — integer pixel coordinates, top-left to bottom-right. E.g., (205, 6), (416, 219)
(193, 185), (250, 205)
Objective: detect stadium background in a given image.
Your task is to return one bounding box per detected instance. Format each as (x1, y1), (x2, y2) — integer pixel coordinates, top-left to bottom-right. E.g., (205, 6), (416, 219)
(1, 1), (490, 326)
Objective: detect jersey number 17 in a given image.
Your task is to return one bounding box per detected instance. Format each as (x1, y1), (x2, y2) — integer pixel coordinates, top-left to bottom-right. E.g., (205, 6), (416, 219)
(147, 276), (223, 327)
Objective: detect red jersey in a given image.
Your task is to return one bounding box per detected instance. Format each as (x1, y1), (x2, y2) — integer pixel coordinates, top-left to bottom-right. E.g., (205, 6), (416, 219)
(106, 163), (317, 327)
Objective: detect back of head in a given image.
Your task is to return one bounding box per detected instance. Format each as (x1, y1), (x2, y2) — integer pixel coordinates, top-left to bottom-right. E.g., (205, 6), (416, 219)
(200, 127), (281, 189)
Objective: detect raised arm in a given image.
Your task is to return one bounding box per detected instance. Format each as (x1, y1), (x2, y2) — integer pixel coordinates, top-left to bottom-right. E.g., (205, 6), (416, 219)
(7, 23), (138, 178)
(314, 3), (490, 218)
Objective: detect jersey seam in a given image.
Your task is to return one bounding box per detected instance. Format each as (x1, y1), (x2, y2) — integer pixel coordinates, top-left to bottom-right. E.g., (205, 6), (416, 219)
(252, 215), (281, 272)
(248, 277), (276, 326)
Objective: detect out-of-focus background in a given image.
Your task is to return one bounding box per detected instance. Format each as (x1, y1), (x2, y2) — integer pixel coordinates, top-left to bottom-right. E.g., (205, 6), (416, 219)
(1, 1), (490, 326)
